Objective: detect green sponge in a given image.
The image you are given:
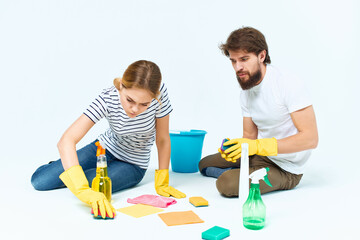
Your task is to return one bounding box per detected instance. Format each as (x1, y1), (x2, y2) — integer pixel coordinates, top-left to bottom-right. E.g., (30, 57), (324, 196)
(91, 208), (114, 220)
(202, 226), (230, 240)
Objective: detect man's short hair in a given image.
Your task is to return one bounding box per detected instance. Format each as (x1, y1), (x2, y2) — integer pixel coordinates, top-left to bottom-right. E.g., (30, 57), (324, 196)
(220, 27), (271, 64)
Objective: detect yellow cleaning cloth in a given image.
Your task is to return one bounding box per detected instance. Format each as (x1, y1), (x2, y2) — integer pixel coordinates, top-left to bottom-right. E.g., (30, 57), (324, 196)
(158, 210), (204, 226)
(117, 204), (164, 218)
(189, 196), (208, 207)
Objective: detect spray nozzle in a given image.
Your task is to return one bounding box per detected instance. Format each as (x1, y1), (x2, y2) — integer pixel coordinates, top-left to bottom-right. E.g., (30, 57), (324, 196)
(249, 167), (272, 187)
(95, 141), (106, 156)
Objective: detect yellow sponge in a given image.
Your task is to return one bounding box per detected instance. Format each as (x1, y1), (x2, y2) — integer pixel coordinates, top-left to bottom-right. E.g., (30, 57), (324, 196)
(189, 196), (208, 207)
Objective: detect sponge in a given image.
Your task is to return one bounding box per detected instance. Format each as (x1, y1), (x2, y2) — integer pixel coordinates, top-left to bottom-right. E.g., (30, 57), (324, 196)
(202, 226), (230, 240)
(220, 138), (232, 152)
(189, 196), (208, 207)
(91, 208), (114, 220)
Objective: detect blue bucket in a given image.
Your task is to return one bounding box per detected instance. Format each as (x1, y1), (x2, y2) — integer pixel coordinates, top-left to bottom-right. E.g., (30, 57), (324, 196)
(169, 130), (207, 173)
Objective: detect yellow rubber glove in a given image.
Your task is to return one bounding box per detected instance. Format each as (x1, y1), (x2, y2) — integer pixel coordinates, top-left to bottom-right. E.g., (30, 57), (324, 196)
(223, 138), (278, 161)
(154, 169), (186, 198)
(218, 138), (234, 162)
(218, 147), (236, 162)
(59, 165), (116, 219)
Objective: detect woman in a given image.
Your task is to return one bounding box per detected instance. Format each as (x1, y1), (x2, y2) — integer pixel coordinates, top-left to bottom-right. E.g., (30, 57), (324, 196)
(31, 60), (185, 218)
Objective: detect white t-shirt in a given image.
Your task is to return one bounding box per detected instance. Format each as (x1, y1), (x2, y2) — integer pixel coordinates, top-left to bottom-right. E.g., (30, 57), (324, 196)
(240, 65), (312, 174)
(84, 82), (173, 169)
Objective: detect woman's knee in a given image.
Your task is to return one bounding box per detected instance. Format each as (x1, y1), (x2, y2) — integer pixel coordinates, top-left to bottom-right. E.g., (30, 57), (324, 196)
(30, 162), (65, 191)
(31, 170), (43, 190)
(109, 162), (146, 192)
(31, 169), (54, 191)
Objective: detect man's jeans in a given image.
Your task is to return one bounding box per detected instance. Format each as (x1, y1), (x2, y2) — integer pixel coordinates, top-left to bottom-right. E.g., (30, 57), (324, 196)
(31, 139), (146, 193)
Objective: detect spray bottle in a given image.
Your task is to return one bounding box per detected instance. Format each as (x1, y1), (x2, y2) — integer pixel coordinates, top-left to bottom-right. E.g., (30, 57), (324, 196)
(242, 167), (272, 230)
(91, 141), (112, 202)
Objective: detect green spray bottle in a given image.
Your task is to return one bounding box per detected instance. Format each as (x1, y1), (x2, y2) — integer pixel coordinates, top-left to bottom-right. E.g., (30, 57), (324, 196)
(242, 167), (272, 230)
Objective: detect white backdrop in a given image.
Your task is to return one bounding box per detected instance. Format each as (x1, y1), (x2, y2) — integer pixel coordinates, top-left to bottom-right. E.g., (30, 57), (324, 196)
(1, 1), (360, 239)
(1, 0), (359, 182)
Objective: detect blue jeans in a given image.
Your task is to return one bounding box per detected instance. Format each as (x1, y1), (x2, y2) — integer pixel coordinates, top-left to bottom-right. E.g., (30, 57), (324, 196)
(31, 139), (146, 193)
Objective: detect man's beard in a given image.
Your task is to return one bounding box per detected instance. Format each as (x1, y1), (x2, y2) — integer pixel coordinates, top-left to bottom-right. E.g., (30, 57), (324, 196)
(236, 67), (262, 90)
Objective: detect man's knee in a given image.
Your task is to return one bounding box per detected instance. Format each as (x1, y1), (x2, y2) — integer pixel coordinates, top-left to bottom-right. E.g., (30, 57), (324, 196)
(198, 158), (207, 173)
(199, 152), (231, 173)
(216, 170), (239, 197)
(199, 153), (218, 173)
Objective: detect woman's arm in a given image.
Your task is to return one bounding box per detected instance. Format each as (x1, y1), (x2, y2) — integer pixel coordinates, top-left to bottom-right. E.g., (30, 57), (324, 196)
(155, 115), (171, 169)
(154, 114), (186, 198)
(57, 114), (116, 218)
(57, 114), (95, 170)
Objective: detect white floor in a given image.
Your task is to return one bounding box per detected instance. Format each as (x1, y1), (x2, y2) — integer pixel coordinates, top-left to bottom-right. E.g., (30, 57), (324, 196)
(4, 149), (360, 240)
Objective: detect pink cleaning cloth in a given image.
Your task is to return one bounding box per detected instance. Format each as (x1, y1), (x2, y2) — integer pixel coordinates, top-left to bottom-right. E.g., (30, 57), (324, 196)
(127, 194), (177, 208)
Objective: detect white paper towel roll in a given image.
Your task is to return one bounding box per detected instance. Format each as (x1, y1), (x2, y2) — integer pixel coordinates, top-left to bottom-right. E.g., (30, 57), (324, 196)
(239, 143), (249, 211)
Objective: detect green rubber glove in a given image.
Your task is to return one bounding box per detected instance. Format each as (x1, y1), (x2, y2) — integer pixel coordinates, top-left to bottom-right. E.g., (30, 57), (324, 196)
(59, 165), (116, 219)
(223, 138), (278, 161)
(155, 169), (186, 198)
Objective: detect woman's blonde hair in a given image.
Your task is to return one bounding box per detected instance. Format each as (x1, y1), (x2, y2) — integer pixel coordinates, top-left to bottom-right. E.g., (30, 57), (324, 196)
(114, 60), (161, 99)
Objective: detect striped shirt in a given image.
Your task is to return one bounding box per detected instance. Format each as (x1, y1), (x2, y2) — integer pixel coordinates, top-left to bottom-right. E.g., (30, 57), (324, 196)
(84, 82), (173, 169)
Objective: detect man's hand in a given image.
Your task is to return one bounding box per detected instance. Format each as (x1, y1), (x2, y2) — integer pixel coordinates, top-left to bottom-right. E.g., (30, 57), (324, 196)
(221, 138), (278, 161)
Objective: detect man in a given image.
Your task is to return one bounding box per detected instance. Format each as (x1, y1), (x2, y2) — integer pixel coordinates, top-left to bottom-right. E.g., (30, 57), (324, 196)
(199, 27), (318, 196)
